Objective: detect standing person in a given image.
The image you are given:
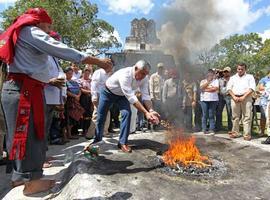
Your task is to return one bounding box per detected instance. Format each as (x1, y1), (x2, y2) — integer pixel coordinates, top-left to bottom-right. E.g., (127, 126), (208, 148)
(182, 72), (197, 131)
(93, 60), (160, 153)
(257, 68), (270, 137)
(78, 67), (93, 136)
(149, 63), (164, 118)
(86, 67), (112, 139)
(216, 67), (233, 132)
(0, 8), (112, 195)
(71, 63), (82, 81)
(44, 31), (66, 169)
(194, 73), (203, 132)
(162, 68), (183, 127)
(227, 63), (256, 140)
(200, 69), (219, 135)
(65, 67), (84, 138)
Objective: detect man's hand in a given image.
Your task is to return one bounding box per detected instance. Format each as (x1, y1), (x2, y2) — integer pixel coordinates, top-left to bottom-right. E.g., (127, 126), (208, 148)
(49, 78), (65, 89)
(232, 96), (239, 102)
(238, 96), (245, 102)
(98, 58), (113, 73)
(146, 111), (160, 124)
(191, 101), (196, 108)
(150, 110), (160, 118)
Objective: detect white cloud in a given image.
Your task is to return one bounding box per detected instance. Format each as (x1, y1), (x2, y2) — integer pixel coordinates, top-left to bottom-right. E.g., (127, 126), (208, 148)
(265, 5), (270, 16)
(259, 29), (270, 42)
(0, 0), (16, 3)
(103, 0), (154, 15)
(112, 30), (123, 45)
(99, 29), (123, 44)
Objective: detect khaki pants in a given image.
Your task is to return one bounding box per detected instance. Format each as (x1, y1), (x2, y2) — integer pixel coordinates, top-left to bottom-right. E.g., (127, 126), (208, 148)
(231, 96), (253, 136)
(86, 106), (110, 138)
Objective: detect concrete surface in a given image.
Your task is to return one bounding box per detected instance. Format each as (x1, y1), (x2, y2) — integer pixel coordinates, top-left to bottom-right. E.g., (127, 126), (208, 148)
(1, 130), (270, 200)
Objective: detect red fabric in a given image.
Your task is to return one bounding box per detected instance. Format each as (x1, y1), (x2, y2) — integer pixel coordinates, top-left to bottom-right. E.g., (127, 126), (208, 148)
(8, 73), (45, 160)
(49, 31), (61, 41)
(0, 8), (52, 64)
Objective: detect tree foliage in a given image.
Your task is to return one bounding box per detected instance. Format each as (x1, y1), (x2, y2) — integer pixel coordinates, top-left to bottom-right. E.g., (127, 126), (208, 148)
(198, 33), (265, 73)
(1, 0), (121, 53)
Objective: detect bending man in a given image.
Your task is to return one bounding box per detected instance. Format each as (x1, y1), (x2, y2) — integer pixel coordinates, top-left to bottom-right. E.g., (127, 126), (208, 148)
(93, 60), (160, 153)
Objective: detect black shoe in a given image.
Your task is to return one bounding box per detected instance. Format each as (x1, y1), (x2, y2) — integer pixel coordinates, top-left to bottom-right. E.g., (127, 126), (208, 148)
(261, 137), (270, 144)
(108, 129), (116, 133)
(50, 138), (65, 145)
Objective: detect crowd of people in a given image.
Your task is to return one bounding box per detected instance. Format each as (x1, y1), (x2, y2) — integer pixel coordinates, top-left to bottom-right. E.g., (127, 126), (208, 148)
(149, 62), (270, 144)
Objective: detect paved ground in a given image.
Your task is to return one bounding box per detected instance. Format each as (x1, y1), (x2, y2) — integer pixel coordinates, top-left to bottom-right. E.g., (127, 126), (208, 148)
(1, 130), (270, 200)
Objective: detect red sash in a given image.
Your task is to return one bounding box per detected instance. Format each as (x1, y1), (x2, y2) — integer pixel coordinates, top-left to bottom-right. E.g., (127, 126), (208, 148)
(8, 73), (45, 160)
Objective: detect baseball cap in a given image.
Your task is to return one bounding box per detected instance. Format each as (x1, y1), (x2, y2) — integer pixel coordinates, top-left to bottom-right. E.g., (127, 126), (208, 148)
(223, 67), (231, 72)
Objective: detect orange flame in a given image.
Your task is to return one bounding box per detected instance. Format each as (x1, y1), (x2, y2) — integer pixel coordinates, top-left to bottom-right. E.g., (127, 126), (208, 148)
(162, 134), (210, 168)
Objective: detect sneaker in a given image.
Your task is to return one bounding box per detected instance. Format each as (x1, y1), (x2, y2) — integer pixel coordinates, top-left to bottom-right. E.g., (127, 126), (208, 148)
(261, 136), (270, 144)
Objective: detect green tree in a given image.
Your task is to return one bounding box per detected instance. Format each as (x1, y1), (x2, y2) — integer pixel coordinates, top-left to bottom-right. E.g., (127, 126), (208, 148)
(1, 0), (121, 53)
(256, 39), (270, 72)
(200, 33), (263, 73)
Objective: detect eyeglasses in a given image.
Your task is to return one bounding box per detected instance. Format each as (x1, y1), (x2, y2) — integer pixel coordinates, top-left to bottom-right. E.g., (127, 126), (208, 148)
(223, 71), (229, 73)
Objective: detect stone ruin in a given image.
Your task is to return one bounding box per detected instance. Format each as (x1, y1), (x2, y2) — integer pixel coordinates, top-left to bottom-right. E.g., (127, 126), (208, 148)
(107, 18), (175, 72)
(124, 18), (160, 51)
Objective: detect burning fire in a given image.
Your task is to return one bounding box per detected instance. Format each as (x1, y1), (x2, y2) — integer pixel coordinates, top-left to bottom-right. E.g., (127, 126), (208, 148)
(162, 129), (211, 168)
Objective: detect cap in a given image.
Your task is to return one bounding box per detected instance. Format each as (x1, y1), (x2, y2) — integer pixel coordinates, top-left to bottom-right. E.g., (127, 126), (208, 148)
(223, 67), (231, 72)
(157, 62), (164, 68)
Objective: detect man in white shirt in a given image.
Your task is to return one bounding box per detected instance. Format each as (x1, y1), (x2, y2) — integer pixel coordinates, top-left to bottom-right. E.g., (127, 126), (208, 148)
(71, 63), (82, 81)
(227, 63), (256, 140)
(86, 67), (111, 139)
(149, 63), (164, 112)
(93, 60), (160, 153)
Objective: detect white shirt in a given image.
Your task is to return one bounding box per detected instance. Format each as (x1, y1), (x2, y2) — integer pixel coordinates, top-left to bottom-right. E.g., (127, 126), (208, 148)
(44, 56), (67, 105)
(72, 70), (82, 81)
(106, 66), (151, 104)
(9, 26), (87, 83)
(200, 79), (219, 101)
(227, 73), (256, 95)
(91, 68), (110, 101)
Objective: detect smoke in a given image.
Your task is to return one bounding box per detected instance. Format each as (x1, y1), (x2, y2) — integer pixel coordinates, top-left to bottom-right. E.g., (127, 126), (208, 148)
(157, 0), (264, 66)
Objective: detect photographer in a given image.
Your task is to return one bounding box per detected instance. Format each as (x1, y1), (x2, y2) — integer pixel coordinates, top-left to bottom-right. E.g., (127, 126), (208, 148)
(216, 67), (233, 132)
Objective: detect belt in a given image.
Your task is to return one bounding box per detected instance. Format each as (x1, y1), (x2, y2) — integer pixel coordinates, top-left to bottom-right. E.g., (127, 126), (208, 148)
(7, 73), (45, 160)
(235, 95), (244, 97)
(105, 85), (113, 94)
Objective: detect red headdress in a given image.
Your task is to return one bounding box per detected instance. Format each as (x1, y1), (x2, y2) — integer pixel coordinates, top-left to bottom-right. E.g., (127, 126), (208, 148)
(0, 8), (52, 64)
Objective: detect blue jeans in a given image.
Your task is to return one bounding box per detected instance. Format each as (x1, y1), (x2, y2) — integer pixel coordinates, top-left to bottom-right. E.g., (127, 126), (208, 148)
(183, 106), (193, 130)
(200, 101), (218, 132)
(216, 95), (232, 131)
(95, 88), (131, 145)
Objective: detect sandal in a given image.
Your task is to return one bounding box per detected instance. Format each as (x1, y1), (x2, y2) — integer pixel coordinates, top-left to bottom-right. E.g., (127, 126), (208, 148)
(243, 135), (251, 141)
(229, 132), (241, 138)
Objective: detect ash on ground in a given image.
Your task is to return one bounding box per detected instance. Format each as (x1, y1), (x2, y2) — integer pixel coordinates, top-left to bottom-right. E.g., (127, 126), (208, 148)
(153, 155), (227, 180)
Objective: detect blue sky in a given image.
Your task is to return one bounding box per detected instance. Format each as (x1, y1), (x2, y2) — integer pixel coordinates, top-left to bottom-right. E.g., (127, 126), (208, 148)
(1, 0), (270, 45)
